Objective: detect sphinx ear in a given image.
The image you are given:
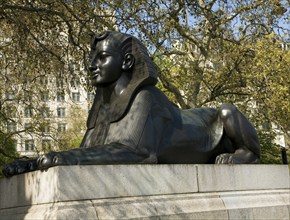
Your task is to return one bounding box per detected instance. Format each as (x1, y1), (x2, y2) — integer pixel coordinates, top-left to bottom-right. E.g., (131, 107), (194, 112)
(122, 53), (135, 70)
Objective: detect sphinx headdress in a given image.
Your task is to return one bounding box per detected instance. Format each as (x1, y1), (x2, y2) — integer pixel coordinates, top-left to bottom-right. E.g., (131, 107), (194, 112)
(85, 31), (158, 145)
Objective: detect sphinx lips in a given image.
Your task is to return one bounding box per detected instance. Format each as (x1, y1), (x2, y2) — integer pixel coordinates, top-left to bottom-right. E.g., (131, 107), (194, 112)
(91, 72), (100, 79)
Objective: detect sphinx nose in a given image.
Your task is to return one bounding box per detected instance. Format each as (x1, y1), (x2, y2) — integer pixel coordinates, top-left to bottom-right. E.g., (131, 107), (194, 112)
(89, 64), (97, 72)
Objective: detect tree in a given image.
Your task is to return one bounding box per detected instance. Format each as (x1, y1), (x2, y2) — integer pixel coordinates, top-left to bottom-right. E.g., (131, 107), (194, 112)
(0, 0), (113, 160)
(0, 133), (18, 167)
(243, 34), (290, 163)
(245, 34), (290, 133)
(0, 0), (289, 163)
(54, 105), (87, 151)
(110, 0), (289, 106)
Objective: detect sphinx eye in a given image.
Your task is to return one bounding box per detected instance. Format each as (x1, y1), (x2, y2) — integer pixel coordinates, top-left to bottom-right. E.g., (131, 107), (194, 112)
(98, 52), (109, 60)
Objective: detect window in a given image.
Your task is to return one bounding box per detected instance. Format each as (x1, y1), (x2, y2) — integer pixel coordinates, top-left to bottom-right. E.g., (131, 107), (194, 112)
(87, 92), (95, 101)
(72, 92), (80, 102)
(40, 92), (49, 102)
(11, 139), (17, 150)
(58, 123), (66, 132)
(262, 122), (271, 130)
(42, 139), (52, 149)
(40, 107), (50, 118)
(6, 92), (15, 100)
(70, 78), (80, 89)
(39, 77), (48, 85)
(69, 62), (80, 72)
(56, 79), (64, 88)
(57, 92), (65, 102)
(25, 140), (34, 151)
(57, 108), (65, 117)
(40, 124), (50, 133)
(23, 91), (32, 101)
(24, 123), (32, 131)
(24, 108), (32, 118)
(7, 121), (16, 132)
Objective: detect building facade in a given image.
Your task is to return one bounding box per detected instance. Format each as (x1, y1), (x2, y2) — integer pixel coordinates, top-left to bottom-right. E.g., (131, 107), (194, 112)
(5, 75), (94, 157)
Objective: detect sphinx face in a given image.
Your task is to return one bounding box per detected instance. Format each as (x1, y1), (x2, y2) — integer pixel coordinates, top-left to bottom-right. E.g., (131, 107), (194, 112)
(89, 39), (123, 87)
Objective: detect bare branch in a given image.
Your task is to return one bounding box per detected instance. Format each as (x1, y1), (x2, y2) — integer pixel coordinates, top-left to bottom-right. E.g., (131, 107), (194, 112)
(222, 1), (266, 24)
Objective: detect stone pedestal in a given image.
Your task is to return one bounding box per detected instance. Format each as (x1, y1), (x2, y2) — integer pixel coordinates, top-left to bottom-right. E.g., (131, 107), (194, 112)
(0, 165), (289, 219)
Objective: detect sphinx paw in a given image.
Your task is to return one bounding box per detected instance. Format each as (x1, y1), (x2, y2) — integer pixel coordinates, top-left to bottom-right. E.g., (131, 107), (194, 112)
(215, 153), (234, 164)
(2, 163), (18, 177)
(2, 159), (37, 177)
(215, 148), (260, 164)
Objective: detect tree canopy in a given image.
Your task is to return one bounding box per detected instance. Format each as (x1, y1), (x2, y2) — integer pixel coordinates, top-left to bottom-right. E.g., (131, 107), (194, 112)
(0, 0), (289, 164)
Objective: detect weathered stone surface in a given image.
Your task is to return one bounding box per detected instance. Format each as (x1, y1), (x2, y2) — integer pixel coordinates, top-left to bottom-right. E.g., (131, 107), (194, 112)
(0, 200), (98, 220)
(197, 165), (290, 192)
(0, 190), (289, 220)
(0, 164), (199, 209)
(221, 189), (290, 220)
(0, 165), (289, 220)
(91, 193), (228, 220)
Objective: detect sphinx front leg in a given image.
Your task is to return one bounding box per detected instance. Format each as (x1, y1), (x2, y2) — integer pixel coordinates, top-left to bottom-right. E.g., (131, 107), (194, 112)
(215, 148), (260, 164)
(37, 143), (154, 170)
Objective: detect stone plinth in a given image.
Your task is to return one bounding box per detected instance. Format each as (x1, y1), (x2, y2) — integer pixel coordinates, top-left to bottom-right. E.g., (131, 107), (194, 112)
(0, 165), (289, 219)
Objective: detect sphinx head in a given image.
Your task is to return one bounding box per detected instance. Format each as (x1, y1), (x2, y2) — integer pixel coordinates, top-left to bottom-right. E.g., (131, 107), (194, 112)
(89, 31), (158, 88)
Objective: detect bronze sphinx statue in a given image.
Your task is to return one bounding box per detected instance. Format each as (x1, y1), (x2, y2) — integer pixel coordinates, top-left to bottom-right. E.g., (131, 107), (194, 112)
(2, 31), (260, 177)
